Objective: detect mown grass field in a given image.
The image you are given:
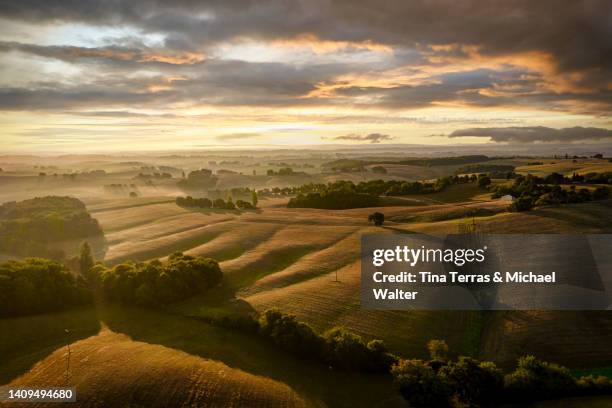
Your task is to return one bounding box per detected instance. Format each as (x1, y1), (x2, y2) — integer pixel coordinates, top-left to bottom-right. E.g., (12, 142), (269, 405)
(2, 160), (612, 407)
(2, 305), (402, 407)
(83, 185), (612, 367)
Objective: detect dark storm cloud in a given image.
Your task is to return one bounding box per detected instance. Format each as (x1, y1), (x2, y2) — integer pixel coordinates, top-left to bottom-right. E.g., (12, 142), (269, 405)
(1, 0), (610, 72)
(448, 126), (612, 143)
(332, 133), (394, 143)
(0, 57), (348, 110)
(0, 1), (610, 113)
(0, 41), (205, 66)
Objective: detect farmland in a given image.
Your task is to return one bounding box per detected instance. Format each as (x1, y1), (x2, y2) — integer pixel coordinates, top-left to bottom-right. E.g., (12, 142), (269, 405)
(1, 153), (612, 406)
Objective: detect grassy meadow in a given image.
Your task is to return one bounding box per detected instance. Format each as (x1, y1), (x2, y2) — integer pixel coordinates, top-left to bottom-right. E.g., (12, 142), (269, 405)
(1, 153), (611, 406)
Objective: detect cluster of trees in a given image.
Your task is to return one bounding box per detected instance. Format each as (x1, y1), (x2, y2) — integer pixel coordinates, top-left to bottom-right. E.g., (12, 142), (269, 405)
(0, 196), (104, 258)
(322, 155), (494, 172)
(455, 164), (515, 177)
(370, 165), (387, 174)
(288, 189), (380, 209)
(90, 252), (222, 306)
(266, 167), (301, 176)
(37, 170), (107, 180)
(0, 258), (91, 317)
(177, 169), (218, 190)
(214, 309), (397, 372)
(287, 176), (475, 209)
(492, 174), (610, 211)
(391, 155), (492, 167)
(562, 172), (611, 184)
(135, 172), (172, 180)
(176, 195), (256, 210)
(391, 341), (612, 407)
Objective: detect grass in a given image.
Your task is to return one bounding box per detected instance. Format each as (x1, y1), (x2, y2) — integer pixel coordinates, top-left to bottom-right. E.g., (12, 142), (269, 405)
(501, 396), (612, 407)
(2, 304), (401, 407)
(516, 159), (612, 177)
(0, 306), (100, 384)
(83, 185), (612, 374)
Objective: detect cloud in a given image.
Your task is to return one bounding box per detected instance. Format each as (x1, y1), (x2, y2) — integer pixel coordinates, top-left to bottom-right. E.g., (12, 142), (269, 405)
(215, 132), (261, 140)
(0, 1), (610, 117)
(0, 41), (205, 66)
(331, 133), (394, 143)
(448, 126), (612, 143)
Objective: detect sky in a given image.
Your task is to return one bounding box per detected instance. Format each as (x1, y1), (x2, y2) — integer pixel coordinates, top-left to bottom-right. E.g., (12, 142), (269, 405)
(0, 0), (611, 152)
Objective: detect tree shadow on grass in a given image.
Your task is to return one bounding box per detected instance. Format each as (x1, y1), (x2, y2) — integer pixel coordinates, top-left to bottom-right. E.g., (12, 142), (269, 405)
(98, 303), (403, 408)
(0, 306), (101, 384)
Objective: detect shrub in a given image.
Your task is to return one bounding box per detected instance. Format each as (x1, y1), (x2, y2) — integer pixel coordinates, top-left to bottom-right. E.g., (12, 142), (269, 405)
(438, 357), (503, 406)
(576, 375), (612, 395)
(509, 196), (534, 212)
(235, 199), (254, 209)
(368, 212), (385, 226)
(427, 339), (449, 361)
(258, 309), (324, 358)
(477, 175), (491, 189)
(504, 355), (576, 402)
(391, 359), (450, 407)
(323, 327), (396, 371)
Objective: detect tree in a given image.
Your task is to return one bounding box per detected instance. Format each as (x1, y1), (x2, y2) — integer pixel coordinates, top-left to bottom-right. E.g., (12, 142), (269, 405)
(477, 174), (491, 189)
(427, 339), (449, 361)
(438, 357), (503, 406)
(79, 242), (95, 276)
(251, 190), (258, 207)
(504, 355), (576, 402)
(368, 212), (385, 226)
(391, 359), (450, 407)
(213, 198), (226, 209)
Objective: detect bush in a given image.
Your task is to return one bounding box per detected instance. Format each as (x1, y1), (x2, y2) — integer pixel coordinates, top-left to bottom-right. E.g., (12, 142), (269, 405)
(509, 196), (534, 212)
(427, 339), (449, 361)
(258, 309), (324, 358)
(477, 175), (491, 189)
(576, 375), (612, 395)
(391, 359), (450, 407)
(368, 212), (384, 226)
(438, 357), (503, 406)
(504, 355), (576, 402)
(235, 199), (254, 209)
(257, 309), (395, 372)
(323, 327), (396, 371)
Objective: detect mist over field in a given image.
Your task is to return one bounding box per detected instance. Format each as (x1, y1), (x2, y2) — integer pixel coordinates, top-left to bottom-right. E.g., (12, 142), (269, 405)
(1, 0), (612, 407)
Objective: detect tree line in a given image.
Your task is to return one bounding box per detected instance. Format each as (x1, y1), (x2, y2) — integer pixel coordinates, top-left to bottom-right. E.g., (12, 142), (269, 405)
(492, 173), (610, 211)
(87, 252), (222, 306)
(392, 340), (612, 407)
(176, 194), (256, 210)
(204, 309), (612, 406)
(0, 258), (91, 317)
(287, 176), (476, 209)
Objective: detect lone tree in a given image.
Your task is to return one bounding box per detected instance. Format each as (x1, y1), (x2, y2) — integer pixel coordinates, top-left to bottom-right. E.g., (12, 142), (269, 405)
(251, 190), (258, 208)
(427, 339), (449, 361)
(477, 174), (491, 189)
(368, 212), (385, 226)
(79, 242), (94, 275)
